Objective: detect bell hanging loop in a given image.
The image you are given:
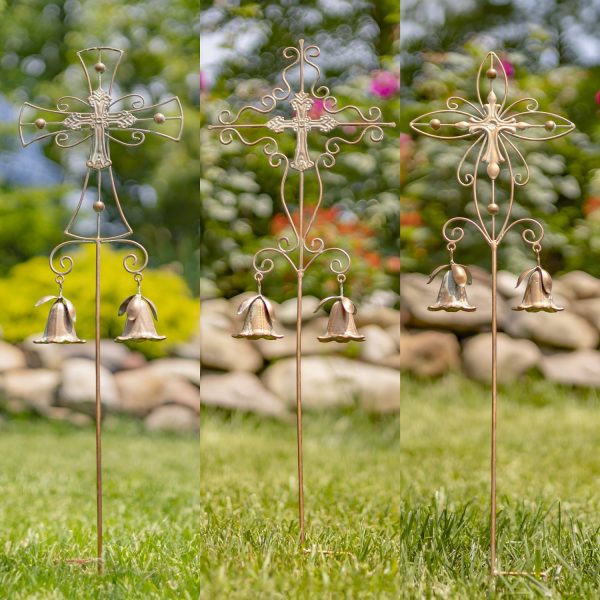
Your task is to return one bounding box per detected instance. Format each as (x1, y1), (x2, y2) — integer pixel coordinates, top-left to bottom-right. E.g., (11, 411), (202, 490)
(315, 290), (366, 343)
(512, 265), (563, 313)
(427, 261), (476, 312)
(34, 291), (85, 344)
(115, 278), (166, 342)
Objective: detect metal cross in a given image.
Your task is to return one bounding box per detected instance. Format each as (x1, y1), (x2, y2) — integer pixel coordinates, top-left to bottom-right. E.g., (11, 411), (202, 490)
(19, 46), (183, 239)
(209, 39), (395, 175)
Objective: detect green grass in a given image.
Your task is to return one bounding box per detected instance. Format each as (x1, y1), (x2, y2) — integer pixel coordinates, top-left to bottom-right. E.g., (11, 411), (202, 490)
(401, 374), (600, 598)
(0, 418), (199, 599)
(200, 408), (400, 598)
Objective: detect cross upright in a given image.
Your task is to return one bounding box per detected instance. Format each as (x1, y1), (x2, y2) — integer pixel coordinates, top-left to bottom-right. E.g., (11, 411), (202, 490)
(208, 39), (395, 175)
(19, 46), (183, 237)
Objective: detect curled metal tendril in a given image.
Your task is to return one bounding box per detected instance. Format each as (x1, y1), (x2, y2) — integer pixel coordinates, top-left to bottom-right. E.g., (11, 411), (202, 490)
(253, 246), (298, 275)
(107, 129), (146, 147)
(56, 95), (88, 112)
(54, 131), (93, 148)
(49, 240), (91, 277)
(324, 98), (383, 123)
(323, 126), (384, 161)
(447, 96), (483, 117)
(119, 240), (149, 275)
(442, 216), (490, 246)
(110, 93), (145, 110)
(217, 128), (281, 158)
(304, 245), (351, 274)
(303, 44), (331, 99)
(499, 217), (545, 246)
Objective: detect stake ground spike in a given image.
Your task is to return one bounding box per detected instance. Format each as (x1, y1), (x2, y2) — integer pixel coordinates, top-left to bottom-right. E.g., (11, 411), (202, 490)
(19, 46), (183, 571)
(209, 39), (395, 545)
(410, 51), (575, 578)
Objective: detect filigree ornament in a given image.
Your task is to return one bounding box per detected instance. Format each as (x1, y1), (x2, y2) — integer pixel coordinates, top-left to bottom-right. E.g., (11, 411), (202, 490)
(410, 52), (574, 189)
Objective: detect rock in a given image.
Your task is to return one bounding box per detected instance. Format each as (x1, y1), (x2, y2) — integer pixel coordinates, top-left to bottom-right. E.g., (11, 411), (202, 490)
(462, 333), (541, 383)
(200, 371), (287, 417)
(145, 405), (199, 433)
(21, 337), (144, 372)
(201, 297), (232, 319)
(46, 406), (93, 427)
(262, 356), (399, 412)
(0, 341), (27, 372)
(147, 358), (200, 386)
(399, 330), (460, 377)
(354, 306), (401, 329)
(497, 270), (521, 298)
(115, 368), (199, 415)
(200, 310), (263, 372)
(278, 296), (320, 325)
(558, 271), (600, 299)
(506, 310), (598, 350)
(359, 325), (397, 363)
(0, 369), (60, 413)
(385, 325), (401, 350)
(59, 358), (120, 412)
(253, 318), (343, 359)
(572, 298), (600, 331)
(401, 273), (508, 332)
(381, 353), (401, 369)
(540, 350), (600, 387)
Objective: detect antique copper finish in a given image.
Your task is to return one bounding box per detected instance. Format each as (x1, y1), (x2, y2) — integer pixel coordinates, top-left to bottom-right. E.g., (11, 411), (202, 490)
(410, 52), (575, 577)
(20, 47), (182, 571)
(209, 39), (395, 545)
(513, 265), (563, 312)
(315, 295), (365, 343)
(34, 293), (85, 344)
(427, 262), (476, 312)
(233, 291), (284, 340)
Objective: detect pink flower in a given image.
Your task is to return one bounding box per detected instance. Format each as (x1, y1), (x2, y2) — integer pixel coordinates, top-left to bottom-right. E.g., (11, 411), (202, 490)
(200, 70), (207, 92)
(369, 71), (399, 99)
(500, 59), (515, 78)
(595, 90), (600, 106)
(308, 98), (325, 119)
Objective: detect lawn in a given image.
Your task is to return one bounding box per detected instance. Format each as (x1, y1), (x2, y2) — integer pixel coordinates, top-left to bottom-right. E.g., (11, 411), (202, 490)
(200, 408), (400, 598)
(0, 418), (199, 599)
(401, 374), (600, 598)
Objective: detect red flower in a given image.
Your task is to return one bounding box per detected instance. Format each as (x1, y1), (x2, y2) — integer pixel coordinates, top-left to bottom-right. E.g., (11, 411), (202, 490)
(400, 211), (423, 227)
(500, 59), (515, 78)
(583, 197), (600, 216)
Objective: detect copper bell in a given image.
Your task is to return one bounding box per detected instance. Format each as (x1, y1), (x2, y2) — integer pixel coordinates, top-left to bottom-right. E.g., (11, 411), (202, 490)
(315, 296), (365, 343)
(512, 266), (563, 313)
(34, 295), (85, 344)
(427, 262), (476, 312)
(115, 293), (166, 342)
(233, 294), (283, 340)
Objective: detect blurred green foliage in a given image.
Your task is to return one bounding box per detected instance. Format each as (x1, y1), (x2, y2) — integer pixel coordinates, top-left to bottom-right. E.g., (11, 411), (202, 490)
(0, 1), (199, 289)
(0, 245), (199, 359)
(200, 1), (399, 302)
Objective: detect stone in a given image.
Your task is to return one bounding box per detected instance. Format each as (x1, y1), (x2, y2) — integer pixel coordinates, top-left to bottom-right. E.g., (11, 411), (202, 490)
(148, 358), (200, 386)
(262, 356), (399, 412)
(145, 404), (199, 433)
(385, 325), (401, 350)
(46, 406), (93, 427)
(359, 325), (397, 363)
(0, 368), (60, 413)
(200, 371), (287, 417)
(115, 367), (199, 415)
(253, 318), (343, 359)
(59, 358), (120, 412)
(381, 353), (401, 369)
(497, 270), (520, 298)
(0, 341), (27, 372)
(572, 298), (600, 331)
(401, 273), (508, 332)
(200, 310), (263, 372)
(278, 296), (320, 326)
(506, 310), (598, 350)
(462, 332), (541, 383)
(558, 271), (600, 299)
(354, 306), (401, 329)
(540, 350), (600, 387)
(399, 330), (460, 377)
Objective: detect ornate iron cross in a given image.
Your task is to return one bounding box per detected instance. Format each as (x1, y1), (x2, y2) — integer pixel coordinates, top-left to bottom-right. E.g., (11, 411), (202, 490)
(209, 39), (396, 545)
(19, 46), (183, 240)
(19, 46), (183, 571)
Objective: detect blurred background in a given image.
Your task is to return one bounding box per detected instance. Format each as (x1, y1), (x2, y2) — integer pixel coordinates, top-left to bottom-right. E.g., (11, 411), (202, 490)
(0, 1), (200, 432)
(199, 1), (400, 418)
(400, 0), (600, 389)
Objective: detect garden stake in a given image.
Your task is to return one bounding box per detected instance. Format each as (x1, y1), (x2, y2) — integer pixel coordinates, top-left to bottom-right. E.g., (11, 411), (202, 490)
(410, 51), (574, 578)
(19, 47), (183, 571)
(209, 40), (395, 546)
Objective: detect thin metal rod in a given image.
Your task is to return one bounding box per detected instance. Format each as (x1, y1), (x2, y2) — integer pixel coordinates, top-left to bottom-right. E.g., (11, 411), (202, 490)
(296, 171), (305, 546)
(490, 241), (498, 576)
(95, 238), (103, 573)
